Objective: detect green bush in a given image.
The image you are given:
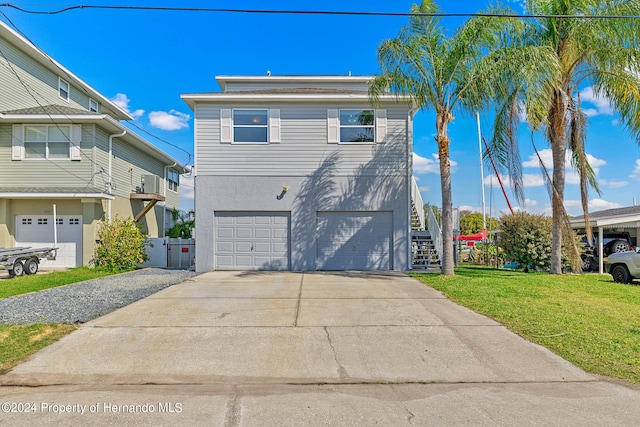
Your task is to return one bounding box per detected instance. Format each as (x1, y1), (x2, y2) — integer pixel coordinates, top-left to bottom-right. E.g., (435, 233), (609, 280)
(93, 215), (149, 271)
(499, 212), (579, 272)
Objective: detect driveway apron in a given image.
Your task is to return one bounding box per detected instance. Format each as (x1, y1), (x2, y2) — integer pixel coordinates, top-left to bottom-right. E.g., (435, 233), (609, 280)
(2, 271), (640, 426)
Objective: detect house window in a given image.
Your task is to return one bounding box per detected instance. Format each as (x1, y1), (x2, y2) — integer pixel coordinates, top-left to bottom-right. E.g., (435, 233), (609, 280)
(89, 98), (99, 113)
(168, 170), (179, 192)
(339, 110), (374, 142)
(24, 125), (70, 159)
(233, 109), (268, 143)
(59, 78), (69, 101)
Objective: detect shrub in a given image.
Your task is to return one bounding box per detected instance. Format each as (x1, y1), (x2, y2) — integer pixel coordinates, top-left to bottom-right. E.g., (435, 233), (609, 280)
(93, 215), (149, 271)
(499, 212), (580, 273)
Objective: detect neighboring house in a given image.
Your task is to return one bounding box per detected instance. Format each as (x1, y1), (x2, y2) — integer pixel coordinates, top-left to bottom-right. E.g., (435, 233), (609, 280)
(0, 20), (187, 267)
(571, 205), (640, 273)
(182, 75), (420, 271)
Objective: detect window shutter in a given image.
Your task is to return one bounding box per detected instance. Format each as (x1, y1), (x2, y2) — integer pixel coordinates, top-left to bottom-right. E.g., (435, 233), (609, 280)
(327, 109), (339, 143)
(269, 109), (281, 143)
(70, 125), (82, 160)
(220, 109), (232, 143)
(11, 125), (24, 160)
(375, 109), (387, 143)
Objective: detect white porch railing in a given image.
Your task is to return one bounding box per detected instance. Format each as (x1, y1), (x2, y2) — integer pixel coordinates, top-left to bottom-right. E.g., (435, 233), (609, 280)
(411, 177), (426, 230)
(427, 205), (443, 258)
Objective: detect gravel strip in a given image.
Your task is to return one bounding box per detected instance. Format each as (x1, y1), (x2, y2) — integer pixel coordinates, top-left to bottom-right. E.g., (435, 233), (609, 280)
(0, 268), (197, 324)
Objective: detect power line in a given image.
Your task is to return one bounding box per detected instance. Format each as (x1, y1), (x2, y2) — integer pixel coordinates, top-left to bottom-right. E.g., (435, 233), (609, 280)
(1, 3), (640, 19)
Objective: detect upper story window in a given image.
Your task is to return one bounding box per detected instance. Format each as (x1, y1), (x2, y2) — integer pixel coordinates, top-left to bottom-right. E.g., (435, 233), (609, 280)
(89, 98), (99, 113)
(24, 125), (71, 159)
(168, 170), (179, 192)
(233, 109), (268, 143)
(339, 109), (374, 143)
(58, 78), (69, 101)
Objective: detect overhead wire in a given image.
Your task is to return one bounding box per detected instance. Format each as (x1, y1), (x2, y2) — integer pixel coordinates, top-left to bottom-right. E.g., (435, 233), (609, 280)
(1, 3), (640, 19)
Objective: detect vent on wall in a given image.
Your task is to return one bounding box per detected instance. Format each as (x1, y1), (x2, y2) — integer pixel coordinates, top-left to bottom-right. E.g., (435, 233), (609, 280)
(142, 175), (161, 194)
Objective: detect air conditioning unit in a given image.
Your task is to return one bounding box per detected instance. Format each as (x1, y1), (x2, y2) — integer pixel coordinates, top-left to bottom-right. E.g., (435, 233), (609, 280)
(142, 175), (161, 194)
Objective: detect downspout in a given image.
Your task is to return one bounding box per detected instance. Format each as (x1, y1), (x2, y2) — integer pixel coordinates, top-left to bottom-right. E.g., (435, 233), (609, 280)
(407, 109), (414, 271)
(163, 162), (177, 237)
(107, 130), (126, 222)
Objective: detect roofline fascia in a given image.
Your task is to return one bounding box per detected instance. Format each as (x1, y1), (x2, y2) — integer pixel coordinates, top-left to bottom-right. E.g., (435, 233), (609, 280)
(0, 192), (115, 200)
(180, 93), (415, 110)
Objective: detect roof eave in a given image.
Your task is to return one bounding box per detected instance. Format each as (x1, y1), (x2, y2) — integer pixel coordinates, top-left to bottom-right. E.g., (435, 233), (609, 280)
(0, 20), (133, 121)
(180, 93), (414, 110)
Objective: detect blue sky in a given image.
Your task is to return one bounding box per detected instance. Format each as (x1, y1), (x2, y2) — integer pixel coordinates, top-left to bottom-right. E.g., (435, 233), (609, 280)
(2, 0), (639, 217)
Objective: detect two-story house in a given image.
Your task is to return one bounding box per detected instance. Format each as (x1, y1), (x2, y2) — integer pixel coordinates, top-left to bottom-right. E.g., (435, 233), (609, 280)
(0, 20), (187, 267)
(182, 75), (418, 271)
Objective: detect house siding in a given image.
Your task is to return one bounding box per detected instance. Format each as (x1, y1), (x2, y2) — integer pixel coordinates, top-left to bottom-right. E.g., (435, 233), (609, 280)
(194, 104), (409, 177)
(0, 123), (94, 186)
(191, 96), (412, 272)
(0, 36), (93, 113)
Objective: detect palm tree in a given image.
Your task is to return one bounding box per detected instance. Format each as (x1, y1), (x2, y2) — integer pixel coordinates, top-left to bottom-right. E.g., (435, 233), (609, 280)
(491, 0), (640, 274)
(370, 0), (522, 274)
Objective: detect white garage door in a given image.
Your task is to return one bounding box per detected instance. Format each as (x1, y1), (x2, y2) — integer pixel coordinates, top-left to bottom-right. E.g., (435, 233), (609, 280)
(316, 211), (392, 270)
(15, 215), (83, 268)
(215, 212), (290, 270)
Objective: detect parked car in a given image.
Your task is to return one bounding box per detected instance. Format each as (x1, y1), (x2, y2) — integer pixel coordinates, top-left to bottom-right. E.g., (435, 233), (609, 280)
(580, 231), (634, 272)
(607, 248), (640, 283)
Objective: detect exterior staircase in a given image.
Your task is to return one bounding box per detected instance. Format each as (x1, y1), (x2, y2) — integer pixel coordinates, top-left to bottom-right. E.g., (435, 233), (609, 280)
(410, 178), (441, 270)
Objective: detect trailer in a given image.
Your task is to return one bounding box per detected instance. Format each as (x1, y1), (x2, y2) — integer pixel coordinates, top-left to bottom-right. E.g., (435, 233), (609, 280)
(0, 247), (58, 278)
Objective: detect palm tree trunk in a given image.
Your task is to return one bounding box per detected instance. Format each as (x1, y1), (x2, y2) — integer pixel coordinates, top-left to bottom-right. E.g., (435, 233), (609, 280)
(437, 109), (454, 275)
(549, 91), (568, 274)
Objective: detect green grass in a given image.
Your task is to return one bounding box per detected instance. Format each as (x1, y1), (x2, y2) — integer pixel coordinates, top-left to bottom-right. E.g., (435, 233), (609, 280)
(0, 267), (119, 299)
(0, 267), (124, 373)
(0, 324), (78, 373)
(411, 266), (640, 383)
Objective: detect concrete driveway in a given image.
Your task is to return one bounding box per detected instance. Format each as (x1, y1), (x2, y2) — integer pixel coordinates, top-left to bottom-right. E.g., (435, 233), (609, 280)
(2, 271), (640, 426)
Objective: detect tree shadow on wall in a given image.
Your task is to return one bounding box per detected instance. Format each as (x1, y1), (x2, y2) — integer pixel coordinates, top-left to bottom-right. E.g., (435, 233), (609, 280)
(286, 134), (408, 271)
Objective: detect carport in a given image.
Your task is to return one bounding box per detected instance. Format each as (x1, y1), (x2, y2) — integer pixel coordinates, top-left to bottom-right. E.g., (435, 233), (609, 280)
(570, 205), (640, 274)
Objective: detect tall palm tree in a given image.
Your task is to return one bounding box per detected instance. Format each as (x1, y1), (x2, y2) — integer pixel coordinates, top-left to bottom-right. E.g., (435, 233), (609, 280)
(491, 0), (640, 274)
(370, 0), (525, 274)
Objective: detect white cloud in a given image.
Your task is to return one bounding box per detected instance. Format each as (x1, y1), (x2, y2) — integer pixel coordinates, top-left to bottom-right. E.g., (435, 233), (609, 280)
(413, 152), (457, 174)
(149, 110), (191, 131)
(630, 159), (640, 180)
(483, 173), (545, 188)
(565, 198), (622, 211)
(522, 148), (606, 184)
(524, 198), (538, 207)
(110, 93), (145, 119)
(179, 171), (194, 211)
(580, 86), (614, 116)
(607, 180), (629, 189)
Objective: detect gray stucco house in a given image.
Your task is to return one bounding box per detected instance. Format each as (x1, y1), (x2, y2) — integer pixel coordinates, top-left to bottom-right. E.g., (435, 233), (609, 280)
(0, 19), (187, 267)
(182, 75), (420, 271)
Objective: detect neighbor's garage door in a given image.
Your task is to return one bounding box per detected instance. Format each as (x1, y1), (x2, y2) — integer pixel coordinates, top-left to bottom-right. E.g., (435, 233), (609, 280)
(316, 211), (392, 270)
(215, 212), (290, 270)
(15, 215), (83, 268)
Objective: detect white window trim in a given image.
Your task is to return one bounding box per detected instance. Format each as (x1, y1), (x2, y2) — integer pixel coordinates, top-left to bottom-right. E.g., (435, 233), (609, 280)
(58, 77), (70, 102)
(89, 98), (99, 113)
(167, 170), (179, 193)
(328, 109), (387, 144)
(12, 124), (81, 161)
(231, 108), (270, 145)
(338, 109), (375, 145)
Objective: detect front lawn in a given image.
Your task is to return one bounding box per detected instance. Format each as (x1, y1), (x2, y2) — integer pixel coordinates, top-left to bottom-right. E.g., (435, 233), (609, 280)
(0, 267), (120, 299)
(411, 266), (640, 383)
(1, 267), (123, 373)
(0, 324), (78, 374)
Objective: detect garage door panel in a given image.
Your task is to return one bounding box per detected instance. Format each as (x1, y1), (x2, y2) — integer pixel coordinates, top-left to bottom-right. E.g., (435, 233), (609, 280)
(316, 211), (392, 271)
(217, 227), (234, 238)
(16, 215), (82, 268)
(215, 213), (290, 270)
